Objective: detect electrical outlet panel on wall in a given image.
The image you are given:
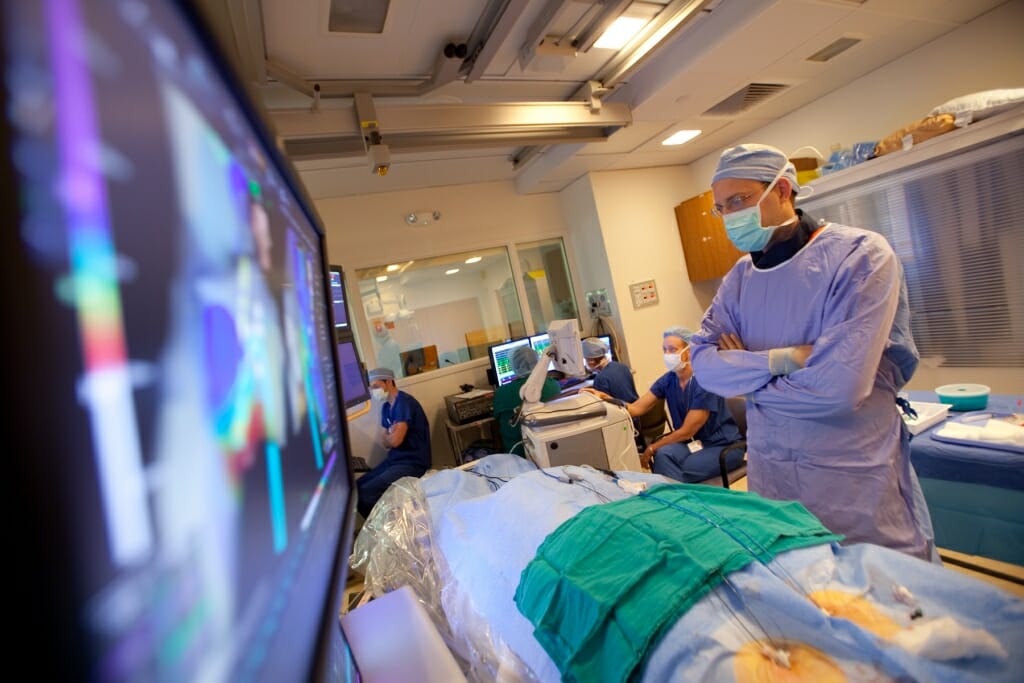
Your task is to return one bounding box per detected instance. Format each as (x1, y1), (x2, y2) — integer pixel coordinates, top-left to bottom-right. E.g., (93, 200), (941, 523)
(629, 280), (659, 309)
(586, 288), (612, 317)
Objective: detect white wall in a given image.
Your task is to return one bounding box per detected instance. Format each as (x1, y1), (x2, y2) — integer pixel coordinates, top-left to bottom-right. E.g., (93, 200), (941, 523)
(585, 166), (706, 390)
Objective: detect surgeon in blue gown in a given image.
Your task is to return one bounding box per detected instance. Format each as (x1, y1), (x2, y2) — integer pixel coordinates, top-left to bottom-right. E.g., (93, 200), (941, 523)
(689, 143), (935, 561)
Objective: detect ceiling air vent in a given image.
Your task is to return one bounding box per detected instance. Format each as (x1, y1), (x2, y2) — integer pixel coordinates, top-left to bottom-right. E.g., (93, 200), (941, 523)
(328, 0), (390, 34)
(806, 36), (862, 63)
(703, 83), (790, 116)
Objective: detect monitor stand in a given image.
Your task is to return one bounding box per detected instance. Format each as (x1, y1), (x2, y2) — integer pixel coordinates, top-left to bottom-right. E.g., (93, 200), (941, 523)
(340, 585), (466, 682)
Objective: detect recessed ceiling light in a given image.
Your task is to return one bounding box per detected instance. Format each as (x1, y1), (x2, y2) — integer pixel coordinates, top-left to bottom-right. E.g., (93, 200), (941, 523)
(662, 129), (701, 146)
(595, 17), (647, 50)
(386, 264), (400, 272)
(376, 275), (388, 282)
(465, 256), (482, 264)
(445, 268), (460, 275)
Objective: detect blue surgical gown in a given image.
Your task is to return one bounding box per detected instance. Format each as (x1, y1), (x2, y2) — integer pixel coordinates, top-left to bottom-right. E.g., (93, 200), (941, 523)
(690, 223), (935, 560)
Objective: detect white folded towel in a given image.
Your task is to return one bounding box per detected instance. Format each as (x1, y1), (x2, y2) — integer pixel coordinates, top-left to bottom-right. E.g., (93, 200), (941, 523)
(936, 418), (1024, 448)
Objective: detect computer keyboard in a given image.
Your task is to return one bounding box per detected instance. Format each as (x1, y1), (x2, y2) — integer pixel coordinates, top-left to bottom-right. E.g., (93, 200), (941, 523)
(350, 455), (371, 472)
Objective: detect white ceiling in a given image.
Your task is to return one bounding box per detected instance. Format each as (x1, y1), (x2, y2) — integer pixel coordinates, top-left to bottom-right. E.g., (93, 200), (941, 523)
(198, 0), (1007, 199)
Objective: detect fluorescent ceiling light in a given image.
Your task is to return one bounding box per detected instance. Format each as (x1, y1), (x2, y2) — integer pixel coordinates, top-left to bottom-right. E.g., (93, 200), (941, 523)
(595, 17), (647, 50)
(465, 256), (482, 264)
(445, 268), (460, 275)
(376, 275), (388, 282)
(661, 129), (701, 146)
(386, 264), (400, 272)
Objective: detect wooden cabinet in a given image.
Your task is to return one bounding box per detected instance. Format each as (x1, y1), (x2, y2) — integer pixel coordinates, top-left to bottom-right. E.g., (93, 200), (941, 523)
(674, 191), (743, 281)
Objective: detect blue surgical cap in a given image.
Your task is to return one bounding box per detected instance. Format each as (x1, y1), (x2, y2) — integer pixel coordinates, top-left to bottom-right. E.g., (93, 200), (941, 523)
(367, 367), (395, 382)
(582, 337), (609, 359)
(511, 344), (540, 377)
(711, 143), (799, 192)
(663, 326), (694, 343)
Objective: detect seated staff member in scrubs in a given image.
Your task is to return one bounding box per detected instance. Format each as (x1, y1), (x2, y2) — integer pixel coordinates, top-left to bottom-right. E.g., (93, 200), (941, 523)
(356, 367), (432, 518)
(582, 337), (638, 403)
(493, 344), (561, 456)
(689, 143), (935, 561)
(586, 327), (742, 482)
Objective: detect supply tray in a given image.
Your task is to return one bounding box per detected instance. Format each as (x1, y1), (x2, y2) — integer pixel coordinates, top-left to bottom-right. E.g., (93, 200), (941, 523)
(902, 401), (950, 435)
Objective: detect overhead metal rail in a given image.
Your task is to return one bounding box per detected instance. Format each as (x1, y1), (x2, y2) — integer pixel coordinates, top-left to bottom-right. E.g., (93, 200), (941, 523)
(270, 100), (633, 162)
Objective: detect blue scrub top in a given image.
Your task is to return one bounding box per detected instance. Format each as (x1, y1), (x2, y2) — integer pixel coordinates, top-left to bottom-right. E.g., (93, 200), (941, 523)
(592, 361), (639, 403)
(649, 372), (739, 447)
(382, 390), (432, 468)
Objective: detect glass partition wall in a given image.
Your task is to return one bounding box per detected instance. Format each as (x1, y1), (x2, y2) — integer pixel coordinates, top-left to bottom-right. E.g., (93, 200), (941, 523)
(354, 239), (579, 378)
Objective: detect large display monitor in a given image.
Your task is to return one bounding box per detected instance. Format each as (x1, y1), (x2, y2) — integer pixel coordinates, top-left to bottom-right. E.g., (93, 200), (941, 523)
(329, 266), (351, 334)
(337, 340), (371, 409)
(488, 338), (532, 386)
(1, 0), (360, 680)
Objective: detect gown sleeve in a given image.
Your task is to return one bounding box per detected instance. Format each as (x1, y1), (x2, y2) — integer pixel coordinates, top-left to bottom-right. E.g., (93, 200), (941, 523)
(689, 265), (775, 397)
(750, 234), (901, 418)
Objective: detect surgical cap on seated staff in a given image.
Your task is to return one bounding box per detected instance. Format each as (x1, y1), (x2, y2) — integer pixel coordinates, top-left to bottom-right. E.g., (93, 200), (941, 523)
(712, 143), (800, 192)
(664, 326), (694, 343)
(511, 344), (540, 377)
(582, 337), (609, 359)
(367, 367), (395, 382)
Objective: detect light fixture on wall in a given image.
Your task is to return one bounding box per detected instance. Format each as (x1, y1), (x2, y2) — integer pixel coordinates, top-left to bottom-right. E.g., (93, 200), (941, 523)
(404, 210), (441, 226)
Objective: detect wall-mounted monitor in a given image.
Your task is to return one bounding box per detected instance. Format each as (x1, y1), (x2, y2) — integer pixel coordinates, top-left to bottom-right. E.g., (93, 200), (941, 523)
(337, 340), (371, 409)
(1, 0), (359, 679)
(488, 338), (532, 386)
(329, 266), (350, 333)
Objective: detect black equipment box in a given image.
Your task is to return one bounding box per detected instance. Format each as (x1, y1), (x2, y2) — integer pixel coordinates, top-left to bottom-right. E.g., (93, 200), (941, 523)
(445, 391), (494, 425)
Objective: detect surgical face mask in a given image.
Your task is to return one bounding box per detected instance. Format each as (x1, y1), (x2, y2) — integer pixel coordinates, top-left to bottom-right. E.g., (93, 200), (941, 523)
(664, 352), (688, 372)
(371, 387), (387, 402)
(722, 168), (798, 252)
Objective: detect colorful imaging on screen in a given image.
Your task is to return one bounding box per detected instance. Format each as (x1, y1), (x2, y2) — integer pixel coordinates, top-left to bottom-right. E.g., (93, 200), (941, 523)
(0, 0), (356, 680)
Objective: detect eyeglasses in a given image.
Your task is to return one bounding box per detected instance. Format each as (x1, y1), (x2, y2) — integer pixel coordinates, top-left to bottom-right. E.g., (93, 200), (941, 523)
(711, 191), (758, 217)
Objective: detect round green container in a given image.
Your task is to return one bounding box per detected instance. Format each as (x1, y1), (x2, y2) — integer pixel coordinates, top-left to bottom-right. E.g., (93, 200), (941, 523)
(935, 383), (990, 411)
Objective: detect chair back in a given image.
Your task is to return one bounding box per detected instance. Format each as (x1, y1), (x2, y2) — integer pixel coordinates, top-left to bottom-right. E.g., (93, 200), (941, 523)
(724, 397), (747, 437)
(637, 397), (667, 446)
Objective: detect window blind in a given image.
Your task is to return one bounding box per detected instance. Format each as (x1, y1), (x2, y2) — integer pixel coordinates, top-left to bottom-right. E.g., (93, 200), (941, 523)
(800, 132), (1024, 368)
